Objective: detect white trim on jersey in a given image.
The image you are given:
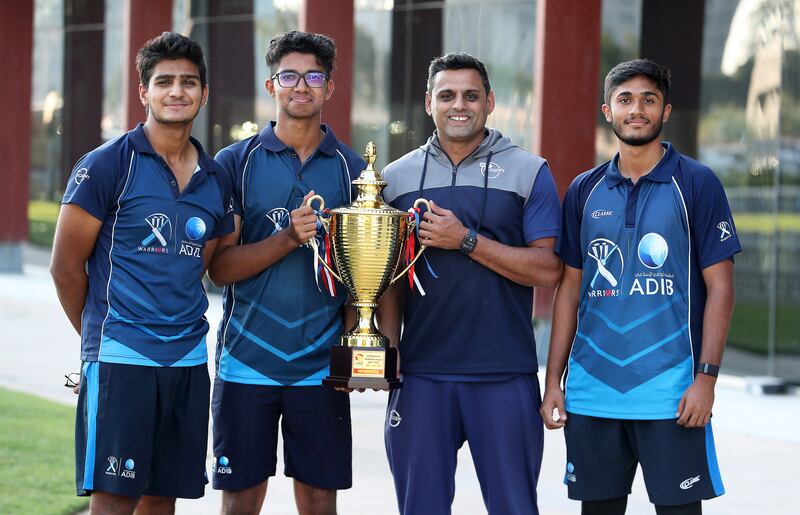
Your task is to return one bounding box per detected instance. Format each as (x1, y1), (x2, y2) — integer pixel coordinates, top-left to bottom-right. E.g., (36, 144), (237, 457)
(581, 176), (606, 218)
(98, 150), (136, 358)
(671, 177), (695, 380)
(336, 149), (353, 203)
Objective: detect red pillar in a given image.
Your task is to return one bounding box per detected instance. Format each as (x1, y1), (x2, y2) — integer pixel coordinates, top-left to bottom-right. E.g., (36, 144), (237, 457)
(124, 0), (173, 130)
(532, 0), (602, 318)
(300, 0), (354, 145)
(0, 0), (33, 271)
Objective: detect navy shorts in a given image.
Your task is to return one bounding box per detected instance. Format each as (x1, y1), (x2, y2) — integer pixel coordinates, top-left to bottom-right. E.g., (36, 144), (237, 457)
(385, 374), (544, 515)
(563, 412), (725, 505)
(75, 361), (210, 499)
(211, 377), (352, 491)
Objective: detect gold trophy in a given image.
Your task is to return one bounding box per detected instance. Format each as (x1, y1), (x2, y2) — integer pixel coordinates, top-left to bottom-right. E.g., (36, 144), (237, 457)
(307, 142), (429, 390)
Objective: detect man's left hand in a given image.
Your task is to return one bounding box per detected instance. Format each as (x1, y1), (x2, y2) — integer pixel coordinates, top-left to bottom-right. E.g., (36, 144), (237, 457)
(418, 200), (466, 250)
(676, 374), (716, 427)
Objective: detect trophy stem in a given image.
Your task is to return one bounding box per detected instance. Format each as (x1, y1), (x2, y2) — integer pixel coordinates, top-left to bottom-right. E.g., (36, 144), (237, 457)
(341, 302), (387, 348)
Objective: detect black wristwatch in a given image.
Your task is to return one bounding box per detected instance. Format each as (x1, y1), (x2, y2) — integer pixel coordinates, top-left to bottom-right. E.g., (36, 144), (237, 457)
(696, 363), (720, 377)
(460, 229), (478, 255)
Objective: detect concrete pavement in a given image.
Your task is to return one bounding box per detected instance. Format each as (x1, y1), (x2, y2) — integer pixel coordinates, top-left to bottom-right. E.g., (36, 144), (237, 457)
(1, 260), (799, 514)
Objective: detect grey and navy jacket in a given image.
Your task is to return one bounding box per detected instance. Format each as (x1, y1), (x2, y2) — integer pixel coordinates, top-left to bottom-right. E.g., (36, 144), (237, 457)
(382, 129), (560, 377)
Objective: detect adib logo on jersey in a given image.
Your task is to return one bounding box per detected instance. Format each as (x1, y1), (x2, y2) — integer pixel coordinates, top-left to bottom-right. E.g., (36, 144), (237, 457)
(630, 233), (674, 296)
(586, 238), (624, 298)
(138, 213), (172, 253)
(216, 456), (233, 475)
(179, 216), (207, 258)
(266, 208), (290, 235)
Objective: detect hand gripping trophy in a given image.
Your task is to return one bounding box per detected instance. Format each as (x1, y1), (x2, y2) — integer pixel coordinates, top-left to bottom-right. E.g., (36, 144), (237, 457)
(307, 142), (429, 390)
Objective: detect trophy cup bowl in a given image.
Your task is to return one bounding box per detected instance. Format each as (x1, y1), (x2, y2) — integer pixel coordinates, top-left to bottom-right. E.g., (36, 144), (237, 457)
(307, 142), (429, 390)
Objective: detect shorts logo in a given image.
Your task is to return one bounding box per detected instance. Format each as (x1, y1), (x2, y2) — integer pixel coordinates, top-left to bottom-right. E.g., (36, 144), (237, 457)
(121, 458), (136, 479)
(586, 238), (623, 298)
(679, 475), (701, 490)
(637, 233), (669, 269)
(185, 217), (207, 241)
(139, 213), (172, 253)
(74, 168), (90, 185)
(266, 208), (290, 234)
(105, 456), (119, 476)
(389, 410), (402, 427)
(565, 462), (576, 483)
(717, 221), (732, 242)
(591, 209), (613, 219)
(216, 456), (233, 475)
(479, 161), (505, 179)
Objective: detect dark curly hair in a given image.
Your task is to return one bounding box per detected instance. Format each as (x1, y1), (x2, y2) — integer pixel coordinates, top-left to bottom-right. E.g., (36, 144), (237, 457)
(604, 59), (672, 104)
(265, 31), (336, 76)
(136, 32), (207, 88)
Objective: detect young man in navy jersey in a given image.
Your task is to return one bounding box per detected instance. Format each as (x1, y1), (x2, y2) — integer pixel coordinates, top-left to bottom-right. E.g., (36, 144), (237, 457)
(542, 59), (741, 515)
(377, 53), (562, 515)
(207, 31), (364, 515)
(51, 32), (234, 514)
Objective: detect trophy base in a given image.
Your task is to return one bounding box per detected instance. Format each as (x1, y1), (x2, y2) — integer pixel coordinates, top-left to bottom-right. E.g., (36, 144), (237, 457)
(323, 345), (402, 391)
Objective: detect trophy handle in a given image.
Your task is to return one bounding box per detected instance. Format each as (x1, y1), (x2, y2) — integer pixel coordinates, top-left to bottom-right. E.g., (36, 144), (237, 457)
(306, 194), (343, 283)
(391, 198), (431, 284)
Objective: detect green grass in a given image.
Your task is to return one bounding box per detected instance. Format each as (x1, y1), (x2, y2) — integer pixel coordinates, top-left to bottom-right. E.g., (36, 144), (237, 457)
(0, 388), (88, 515)
(728, 300), (800, 355)
(28, 200), (61, 247)
(734, 213), (800, 234)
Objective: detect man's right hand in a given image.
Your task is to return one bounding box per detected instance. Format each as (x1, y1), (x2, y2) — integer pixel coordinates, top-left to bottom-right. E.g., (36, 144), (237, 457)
(287, 191), (319, 246)
(540, 386), (568, 429)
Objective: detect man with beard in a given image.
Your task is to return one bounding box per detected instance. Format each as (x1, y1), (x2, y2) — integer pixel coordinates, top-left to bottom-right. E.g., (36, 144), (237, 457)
(378, 52), (562, 515)
(541, 59), (741, 515)
(51, 32), (234, 514)
(207, 31), (364, 515)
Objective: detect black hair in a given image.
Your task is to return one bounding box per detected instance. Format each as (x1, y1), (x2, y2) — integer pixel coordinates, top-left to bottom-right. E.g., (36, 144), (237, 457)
(136, 32), (207, 88)
(265, 31), (336, 76)
(603, 58), (672, 104)
(427, 52), (491, 95)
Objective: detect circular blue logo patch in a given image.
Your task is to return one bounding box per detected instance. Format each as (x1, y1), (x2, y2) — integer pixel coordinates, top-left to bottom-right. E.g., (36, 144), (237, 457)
(185, 217), (207, 241)
(637, 233), (669, 269)
(219, 456), (229, 467)
(567, 462), (575, 473)
(125, 459), (135, 470)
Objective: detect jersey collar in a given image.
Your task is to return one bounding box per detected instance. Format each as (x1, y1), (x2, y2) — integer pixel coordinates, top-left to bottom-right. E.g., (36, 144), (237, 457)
(605, 142), (677, 188)
(258, 122), (339, 157)
(128, 123), (217, 174)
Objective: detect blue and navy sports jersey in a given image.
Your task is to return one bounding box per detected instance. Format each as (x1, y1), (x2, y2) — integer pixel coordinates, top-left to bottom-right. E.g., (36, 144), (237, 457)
(557, 143), (741, 419)
(62, 123), (235, 367)
(215, 123), (366, 386)
(382, 129), (561, 376)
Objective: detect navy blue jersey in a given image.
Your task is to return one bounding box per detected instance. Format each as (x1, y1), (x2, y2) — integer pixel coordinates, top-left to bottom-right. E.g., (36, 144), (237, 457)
(215, 123), (366, 386)
(557, 143), (741, 419)
(383, 130), (561, 376)
(62, 124), (235, 366)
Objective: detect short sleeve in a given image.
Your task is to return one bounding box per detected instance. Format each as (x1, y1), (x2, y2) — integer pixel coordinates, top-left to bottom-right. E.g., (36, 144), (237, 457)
(214, 147), (244, 217)
(556, 176), (585, 269)
(522, 163), (561, 243)
(689, 169), (742, 268)
(61, 150), (124, 222)
(209, 166), (236, 240)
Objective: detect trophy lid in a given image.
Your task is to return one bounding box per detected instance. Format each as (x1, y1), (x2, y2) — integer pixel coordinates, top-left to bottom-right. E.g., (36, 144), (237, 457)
(333, 142), (403, 215)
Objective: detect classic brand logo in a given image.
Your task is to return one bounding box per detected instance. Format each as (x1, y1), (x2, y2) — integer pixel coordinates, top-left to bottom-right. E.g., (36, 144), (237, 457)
(479, 161), (505, 179)
(74, 168), (90, 185)
(591, 209), (613, 219)
(389, 410), (402, 427)
(679, 475), (701, 490)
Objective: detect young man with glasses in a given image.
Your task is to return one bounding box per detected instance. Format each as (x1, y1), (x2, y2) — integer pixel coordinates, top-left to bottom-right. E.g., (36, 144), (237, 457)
(541, 59), (740, 515)
(207, 31), (365, 515)
(51, 32), (234, 514)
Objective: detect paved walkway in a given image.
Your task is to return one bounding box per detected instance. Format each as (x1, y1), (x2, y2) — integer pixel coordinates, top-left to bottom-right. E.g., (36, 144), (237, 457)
(2, 260), (799, 514)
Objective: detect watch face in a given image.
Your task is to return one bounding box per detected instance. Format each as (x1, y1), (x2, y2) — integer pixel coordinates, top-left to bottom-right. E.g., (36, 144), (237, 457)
(460, 230), (477, 254)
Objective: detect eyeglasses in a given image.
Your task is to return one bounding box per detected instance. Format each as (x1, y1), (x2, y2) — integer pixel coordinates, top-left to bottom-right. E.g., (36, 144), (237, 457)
(271, 70), (328, 88)
(64, 372), (80, 389)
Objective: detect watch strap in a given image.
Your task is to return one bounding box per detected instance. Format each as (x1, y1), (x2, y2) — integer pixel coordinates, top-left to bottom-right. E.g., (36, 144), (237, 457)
(696, 362), (720, 377)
